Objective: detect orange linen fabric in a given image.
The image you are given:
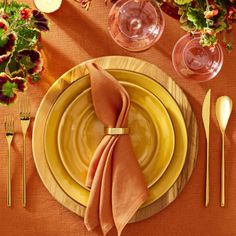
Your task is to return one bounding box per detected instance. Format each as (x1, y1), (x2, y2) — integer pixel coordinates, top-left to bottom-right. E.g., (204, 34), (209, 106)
(84, 63), (148, 235)
(1, 0), (236, 236)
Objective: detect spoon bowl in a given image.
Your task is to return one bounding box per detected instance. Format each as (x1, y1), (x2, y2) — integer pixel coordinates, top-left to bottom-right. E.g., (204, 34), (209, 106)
(216, 96), (233, 133)
(215, 95), (233, 207)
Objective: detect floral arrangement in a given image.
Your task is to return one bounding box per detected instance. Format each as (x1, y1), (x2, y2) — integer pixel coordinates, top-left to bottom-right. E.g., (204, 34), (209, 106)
(78, 0), (236, 50)
(160, 0), (236, 50)
(0, 0), (49, 105)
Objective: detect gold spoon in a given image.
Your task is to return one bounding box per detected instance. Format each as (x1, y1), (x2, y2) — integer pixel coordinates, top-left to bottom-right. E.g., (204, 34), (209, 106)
(215, 96), (233, 207)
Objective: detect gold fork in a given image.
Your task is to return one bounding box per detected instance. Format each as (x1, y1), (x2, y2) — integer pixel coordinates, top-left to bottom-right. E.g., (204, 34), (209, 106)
(19, 96), (31, 207)
(5, 115), (14, 207)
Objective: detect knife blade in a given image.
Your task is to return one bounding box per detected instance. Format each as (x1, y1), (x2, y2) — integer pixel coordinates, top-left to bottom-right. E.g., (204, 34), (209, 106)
(202, 89), (211, 207)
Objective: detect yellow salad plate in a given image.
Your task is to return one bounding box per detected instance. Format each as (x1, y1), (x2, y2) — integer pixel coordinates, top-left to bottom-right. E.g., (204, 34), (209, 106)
(57, 82), (175, 189)
(44, 70), (188, 207)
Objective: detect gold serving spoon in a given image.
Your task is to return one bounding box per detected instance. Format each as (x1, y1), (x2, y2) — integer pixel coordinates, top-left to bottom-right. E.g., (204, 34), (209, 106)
(215, 96), (233, 207)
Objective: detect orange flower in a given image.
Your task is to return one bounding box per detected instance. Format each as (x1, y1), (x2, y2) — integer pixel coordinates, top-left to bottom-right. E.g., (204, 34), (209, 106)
(205, 9), (219, 19)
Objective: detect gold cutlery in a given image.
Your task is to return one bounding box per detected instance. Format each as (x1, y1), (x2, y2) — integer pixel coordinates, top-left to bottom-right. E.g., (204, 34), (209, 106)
(202, 89), (211, 207)
(5, 115), (14, 207)
(19, 96), (31, 207)
(215, 96), (233, 207)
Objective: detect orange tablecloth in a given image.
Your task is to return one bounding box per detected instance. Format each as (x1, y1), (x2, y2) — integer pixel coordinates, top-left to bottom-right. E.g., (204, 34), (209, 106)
(0, 0), (236, 235)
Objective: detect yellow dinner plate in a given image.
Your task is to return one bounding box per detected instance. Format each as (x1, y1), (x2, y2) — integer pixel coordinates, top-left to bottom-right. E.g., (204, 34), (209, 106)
(44, 70), (188, 207)
(57, 82), (175, 189)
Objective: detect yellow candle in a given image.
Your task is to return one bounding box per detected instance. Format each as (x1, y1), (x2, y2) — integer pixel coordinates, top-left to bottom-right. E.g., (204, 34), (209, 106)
(34, 0), (62, 13)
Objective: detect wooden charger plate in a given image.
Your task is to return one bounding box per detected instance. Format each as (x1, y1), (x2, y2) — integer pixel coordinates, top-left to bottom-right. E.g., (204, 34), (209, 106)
(33, 56), (198, 222)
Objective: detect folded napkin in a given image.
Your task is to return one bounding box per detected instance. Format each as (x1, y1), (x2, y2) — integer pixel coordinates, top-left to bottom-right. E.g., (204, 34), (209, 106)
(84, 62), (148, 236)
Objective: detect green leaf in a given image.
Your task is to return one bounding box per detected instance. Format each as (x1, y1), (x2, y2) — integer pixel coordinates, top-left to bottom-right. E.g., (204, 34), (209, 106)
(0, 28), (5, 38)
(174, 0), (193, 5)
(187, 7), (206, 30)
(179, 11), (188, 23)
(0, 60), (8, 72)
(200, 33), (217, 47)
(0, 35), (8, 47)
(10, 69), (25, 77)
(206, 19), (214, 27)
(181, 22), (195, 32)
(226, 42), (233, 52)
(215, 22), (227, 33)
(2, 80), (17, 97)
(18, 55), (35, 70)
(7, 56), (20, 73)
(15, 28), (40, 51)
(31, 73), (40, 83)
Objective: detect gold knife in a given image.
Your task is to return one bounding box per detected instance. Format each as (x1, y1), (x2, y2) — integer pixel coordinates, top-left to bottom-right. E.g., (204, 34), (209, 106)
(202, 89), (211, 207)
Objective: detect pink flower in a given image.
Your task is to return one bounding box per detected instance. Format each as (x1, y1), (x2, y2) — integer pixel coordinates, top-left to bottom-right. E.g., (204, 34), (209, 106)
(228, 7), (236, 20)
(20, 8), (32, 20)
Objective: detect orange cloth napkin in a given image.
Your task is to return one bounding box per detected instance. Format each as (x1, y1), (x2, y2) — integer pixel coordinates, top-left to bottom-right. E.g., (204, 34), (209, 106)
(84, 62), (148, 235)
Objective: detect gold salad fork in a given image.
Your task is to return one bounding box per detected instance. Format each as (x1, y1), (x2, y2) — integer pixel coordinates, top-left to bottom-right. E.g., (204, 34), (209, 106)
(5, 115), (14, 207)
(19, 96), (31, 207)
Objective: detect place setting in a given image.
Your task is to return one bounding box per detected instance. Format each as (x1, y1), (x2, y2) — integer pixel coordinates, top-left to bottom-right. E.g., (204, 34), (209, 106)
(0, 0), (235, 235)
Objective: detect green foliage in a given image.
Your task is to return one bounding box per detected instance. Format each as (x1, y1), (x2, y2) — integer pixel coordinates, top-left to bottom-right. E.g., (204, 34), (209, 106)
(16, 28), (40, 51)
(174, 0), (192, 5)
(0, 60), (8, 72)
(200, 33), (217, 47)
(0, 1), (28, 23)
(31, 73), (40, 83)
(0, 28), (5, 38)
(0, 34), (8, 47)
(187, 7), (206, 30)
(7, 56), (20, 73)
(2, 80), (17, 97)
(163, 0), (235, 50)
(0, 0), (49, 105)
(18, 55), (35, 70)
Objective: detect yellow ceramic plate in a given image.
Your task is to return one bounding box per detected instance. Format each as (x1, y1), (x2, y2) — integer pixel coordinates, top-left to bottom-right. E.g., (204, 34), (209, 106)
(57, 82), (175, 189)
(44, 70), (188, 207)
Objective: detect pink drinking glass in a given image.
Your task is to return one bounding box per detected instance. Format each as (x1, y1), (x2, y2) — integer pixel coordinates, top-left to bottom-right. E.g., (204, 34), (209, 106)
(172, 33), (224, 82)
(108, 0), (165, 52)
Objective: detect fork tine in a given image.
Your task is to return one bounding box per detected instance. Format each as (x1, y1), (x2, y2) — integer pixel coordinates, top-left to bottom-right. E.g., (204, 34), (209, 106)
(5, 115), (14, 133)
(19, 95), (31, 117)
(10, 116), (14, 132)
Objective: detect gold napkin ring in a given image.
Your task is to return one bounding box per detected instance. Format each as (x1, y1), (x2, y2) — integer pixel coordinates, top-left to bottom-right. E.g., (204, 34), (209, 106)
(104, 128), (130, 135)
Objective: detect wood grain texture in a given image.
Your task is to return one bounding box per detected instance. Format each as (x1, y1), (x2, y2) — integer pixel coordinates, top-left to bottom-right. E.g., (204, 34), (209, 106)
(32, 56), (198, 222)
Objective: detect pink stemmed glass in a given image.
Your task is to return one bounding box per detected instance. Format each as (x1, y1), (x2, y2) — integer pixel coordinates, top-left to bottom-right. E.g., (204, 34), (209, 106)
(172, 33), (224, 82)
(108, 0), (165, 52)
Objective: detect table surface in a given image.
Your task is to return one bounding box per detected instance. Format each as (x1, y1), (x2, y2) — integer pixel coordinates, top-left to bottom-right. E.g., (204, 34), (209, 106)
(0, 0), (236, 235)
